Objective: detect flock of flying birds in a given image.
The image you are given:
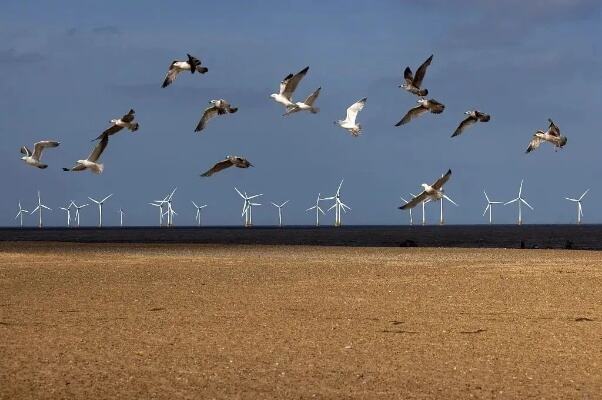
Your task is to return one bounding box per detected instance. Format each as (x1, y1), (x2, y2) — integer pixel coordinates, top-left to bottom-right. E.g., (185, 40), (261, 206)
(19, 53), (569, 212)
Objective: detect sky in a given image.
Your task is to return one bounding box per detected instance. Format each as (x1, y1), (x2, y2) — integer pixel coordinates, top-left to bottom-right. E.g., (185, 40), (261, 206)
(1, 0), (601, 226)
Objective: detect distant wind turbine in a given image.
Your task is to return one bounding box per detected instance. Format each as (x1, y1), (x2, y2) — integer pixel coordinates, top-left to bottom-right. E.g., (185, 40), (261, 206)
(565, 189), (589, 224)
(191, 201), (208, 227)
(271, 200), (289, 227)
(482, 191), (503, 224)
(88, 194), (113, 227)
(323, 179), (351, 227)
(31, 191), (51, 228)
(235, 188), (262, 227)
(504, 180), (533, 225)
(15, 201), (29, 227)
(59, 202), (73, 227)
(119, 208), (125, 227)
(399, 196), (413, 225)
(306, 193), (325, 227)
(71, 202), (89, 228)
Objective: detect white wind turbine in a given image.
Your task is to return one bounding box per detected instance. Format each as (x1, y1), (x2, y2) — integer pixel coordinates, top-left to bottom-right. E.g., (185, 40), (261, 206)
(119, 208), (125, 227)
(148, 202), (164, 226)
(31, 191), (51, 228)
(235, 187), (262, 227)
(437, 191), (458, 225)
(410, 193), (430, 226)
(324, 179), (351, 227)
(565, 189), (589, 224)
(155, 188), (177, 227)
(482, 191), (503, 224)
(399, 196), (413, 225)
(271, 200), (289, 227)
(59, 202), (73, 227)
(15, 201), (29, 227)
(191, 201), (208, 227)
(306, 193), (325, 227)
(88, 194), (113, 228)
(71, 202), (89, 228)
(505, 180), (533, 225)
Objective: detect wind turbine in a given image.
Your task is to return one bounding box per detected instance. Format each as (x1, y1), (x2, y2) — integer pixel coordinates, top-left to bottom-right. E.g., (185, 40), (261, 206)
(399, 196), (413, 225)
(191, 201), (207, 227)
(235, 187), (262, 227)
(438, 191), (458, 225)
(410, 192), (430, 226)
(15, 201), (29, 227)
(324, 179), (351, 227)
(88, 194), (113, 228)
(59, 202), (73, 227)
(504, 180), (533, 225)
(119, 208), (125, 227)
(148, 202), (164, 226)
(565, 189), (589, 224)
(306, 193), (325, 227)
(31, 191), (51, 228)
(154, 188), (177, 227)
(71, 202), (89, 228)
(270, 200), (289, 227)
(482, 191), (503, 224)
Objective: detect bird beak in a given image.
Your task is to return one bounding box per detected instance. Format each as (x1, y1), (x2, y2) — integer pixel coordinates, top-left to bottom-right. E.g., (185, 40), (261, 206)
(249, 163), (254, 167)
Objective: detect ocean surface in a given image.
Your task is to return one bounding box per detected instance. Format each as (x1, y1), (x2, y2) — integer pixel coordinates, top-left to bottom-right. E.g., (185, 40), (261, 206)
(1, 225), (601, 250)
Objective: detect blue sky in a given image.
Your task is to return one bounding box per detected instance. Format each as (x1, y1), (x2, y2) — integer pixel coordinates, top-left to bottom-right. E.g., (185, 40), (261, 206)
(1, 0), (601, 226)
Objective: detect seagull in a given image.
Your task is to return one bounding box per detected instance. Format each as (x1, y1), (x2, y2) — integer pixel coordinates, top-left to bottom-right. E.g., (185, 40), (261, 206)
(162, 53), (208, 88)
(526, 118), (568, 153)
(200, 155), (253, 177)
(270, 66), (309, 108)
(451, 110), (491, 137)
(399, 169), (455, 209)
(284, 87), (321, 116)
(395, 98), (445, 126)
(399, 54), (433, 97)
(335, 97), (367, 136)
(20, 141), (60, 169)
(93, 109), (139, 140)
(63, 133), (109, 174)
(195, 99), (238, 132)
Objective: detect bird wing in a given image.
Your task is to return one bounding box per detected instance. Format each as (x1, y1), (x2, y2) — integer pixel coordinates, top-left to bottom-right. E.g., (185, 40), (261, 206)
(87, 133), (109, 162)
(281, 66), (309, 100)
(161, 62), (180, 88)
(451, 115), (477, 137)
(526, 135), (544, 153)
(96, 124), (122, 139)
(345, 97), (367, 124)
(32, 141), (59, 160)
(20, 146), (32, 157)
(64, 163), (86, 172)
(427, 99), (445, 113)
(195, 106), (220, 132)
(303, 87), (321, 106)
(547, 118), (560, 137)
(121, 109), (135, 123)
(200, 159), (233, 177)
(432, 169), (452, 190)
(476, 111), (490, 122)
(413, 54), (433, 87)
(403, 67), (414, 85)
(399, 191), (429, 210)
(395, 104), (427, 126)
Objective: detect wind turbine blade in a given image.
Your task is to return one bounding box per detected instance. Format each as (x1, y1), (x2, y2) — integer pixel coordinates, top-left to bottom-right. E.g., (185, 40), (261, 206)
(41, 205), (52, 210)
(484, 190), (490, 203)
(318, 207), (325, 215)
(250, 202), (261, 206)
(400, 196), (408, 204)
(271, 202), (278, 207)
(32, 206), (40, 213)
(322, 196), (335, 200)
(443, 194), (458, 206)
(248, 194), (263, 199)
(579, 189), (590, 201)
(191, 200), (198, 208)
(234, 187), (245, 199)
(340, 202), (351, 211)
(306, 206), (316, 212)
(101, 194), (113, 203)
(504, 198), (519, 206)
(565, 198), (578, 202)
(88, 197), (100, 204)
(281, 200), (289, 207)
(482, 204), (490, 217)
(518, 180), (524, 197)
(327, 203), (336, 212)
(337, 179), (344, 194)
(521, 198), (534, 210)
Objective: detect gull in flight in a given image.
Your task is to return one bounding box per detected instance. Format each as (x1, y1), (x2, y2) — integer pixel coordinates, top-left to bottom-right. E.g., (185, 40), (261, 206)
(395, 98), (445, 126)
(200, 155), (253, 177)
(399, 54), (433, 97)
(526, 118), (567, 153)
(162, 53), (208, 88)
(335, 97), (367, 136)
(398, 169), (456, 209)
(451, 110), (491, 137)
(63, 133), (109, 174)
(270, 66), (309, 108)
(93, 109), (139, 140)
(284, 87), (321, 116)
(195, 99), (238, 132)
(20, 140), (60, 169)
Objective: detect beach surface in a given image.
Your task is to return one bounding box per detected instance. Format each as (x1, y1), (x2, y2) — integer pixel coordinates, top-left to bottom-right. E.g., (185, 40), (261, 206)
(1, 243), (601, 399)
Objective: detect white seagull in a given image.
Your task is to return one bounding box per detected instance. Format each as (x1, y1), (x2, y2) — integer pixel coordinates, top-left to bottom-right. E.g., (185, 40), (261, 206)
(395, 98), (445, 126)
(161, 53), (208, 88)
(399, 169), (456, 210)
(93, 109), (139, 140)
(335, 97), (367, 137)
(452, 110), (490, 137)
(284, 87), (321, 116)
(20, 140), (60, 169)
(63, 133), (109, 174)
(195, 99), (238, 132)
(526, 118), (567, 153)
(270, 66), (309, 108)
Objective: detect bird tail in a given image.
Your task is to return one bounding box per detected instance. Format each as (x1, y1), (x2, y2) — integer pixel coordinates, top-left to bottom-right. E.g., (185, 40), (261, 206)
(197, 66), (208, 74)
(37, 164), (48, 169)
(229, 107), (238, 113)
(92, 163), (104, 174)
(130, 122), (140, 132)
(310, 107), (320, 114)
(62, 167), (70, 172)
(417, 88), (428, 96)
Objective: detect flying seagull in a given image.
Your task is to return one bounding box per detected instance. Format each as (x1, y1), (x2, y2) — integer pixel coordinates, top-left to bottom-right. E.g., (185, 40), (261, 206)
(195, 99), (238, 132)
(526, 118), (568, 153)
(399, 169), (455, 209)
(451, 110), (491, 137)
(93, 109), (139, 140)
(200, 155), (253, 177)
(335, 97), (367, 137)
(399, 54), (433, 97)
(161, 53), (208, 88)
(20, 141), (60, 169)
(270, 66), (309, 108)
(63, 133), (109, 174)
(284, 87), (321, 116)
(395, 98), (445, 126)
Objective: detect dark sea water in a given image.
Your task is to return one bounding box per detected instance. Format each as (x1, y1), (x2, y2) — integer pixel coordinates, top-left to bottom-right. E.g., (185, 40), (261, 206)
(1, 225), (601, 250)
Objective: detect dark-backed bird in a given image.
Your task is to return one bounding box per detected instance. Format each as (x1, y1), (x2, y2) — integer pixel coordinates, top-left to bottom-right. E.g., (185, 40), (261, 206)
(399, 169), (455, 210)
(195, 99), (238, 132)
(93, 109), (139, 140)
(526, 118), (567, 153)
(399, 55), (433, 97)
(161, 53), (208, 88)
(451, 110), (490, 137)
(395, 98), (445, 126)
(200, 155), (253, 177)
(20, 141), (60, 169)
(270, 66), (309, 108)
(63, 134), (109, 174)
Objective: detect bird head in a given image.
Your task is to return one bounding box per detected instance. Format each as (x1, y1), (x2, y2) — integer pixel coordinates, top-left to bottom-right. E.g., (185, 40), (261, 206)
(560, 136), (568, 147)
(20, 156), (26, 161)
(270, 94), (278, 99)
(417, 98), (428, 106)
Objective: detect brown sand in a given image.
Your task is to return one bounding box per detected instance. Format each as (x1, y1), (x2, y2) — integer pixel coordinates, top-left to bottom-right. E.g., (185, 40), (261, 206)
(1, 243), (601, 399)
